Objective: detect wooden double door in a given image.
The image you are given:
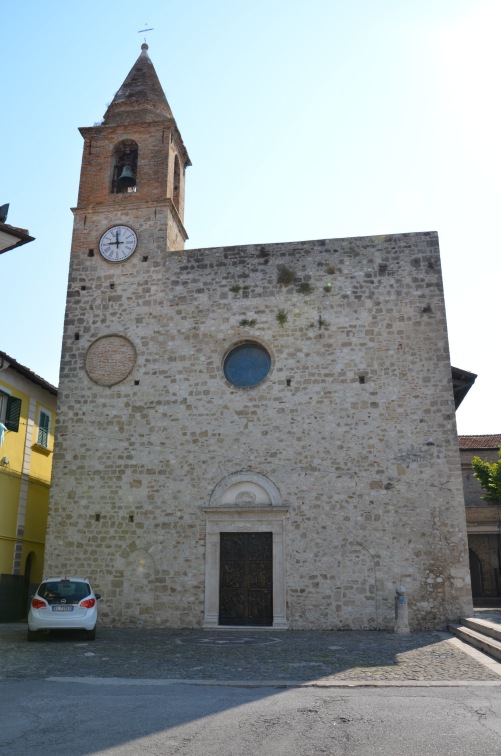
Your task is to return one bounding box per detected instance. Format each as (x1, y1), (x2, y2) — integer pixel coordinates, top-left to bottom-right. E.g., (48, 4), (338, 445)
(219, 532), (273, 626)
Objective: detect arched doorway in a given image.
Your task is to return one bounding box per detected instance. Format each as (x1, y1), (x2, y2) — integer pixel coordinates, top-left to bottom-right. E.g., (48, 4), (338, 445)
(203, 471), (288, 628)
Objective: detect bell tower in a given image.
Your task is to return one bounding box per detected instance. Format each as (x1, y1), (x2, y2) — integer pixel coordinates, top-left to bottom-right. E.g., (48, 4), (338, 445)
(45, 45), (194, 598)
(75, 43), (190, 252)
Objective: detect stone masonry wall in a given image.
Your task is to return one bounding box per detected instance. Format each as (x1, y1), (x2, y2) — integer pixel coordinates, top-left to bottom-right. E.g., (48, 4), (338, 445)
(45, 230), (473, 629)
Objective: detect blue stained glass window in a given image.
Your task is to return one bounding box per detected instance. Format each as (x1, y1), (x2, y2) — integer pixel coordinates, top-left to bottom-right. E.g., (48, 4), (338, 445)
(224, 343), (271, 388)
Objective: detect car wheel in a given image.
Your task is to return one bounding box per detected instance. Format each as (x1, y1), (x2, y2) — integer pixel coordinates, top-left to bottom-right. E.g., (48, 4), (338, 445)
(86, 627), (96, 641)
(27, 628), (38, 642)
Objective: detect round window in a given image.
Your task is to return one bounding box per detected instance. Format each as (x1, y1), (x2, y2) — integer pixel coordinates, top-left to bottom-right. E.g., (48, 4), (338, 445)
(224, 343), (271, 388)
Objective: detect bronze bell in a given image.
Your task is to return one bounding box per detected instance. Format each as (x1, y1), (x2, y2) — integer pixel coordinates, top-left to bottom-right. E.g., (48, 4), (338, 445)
(118, 164), (136, 188)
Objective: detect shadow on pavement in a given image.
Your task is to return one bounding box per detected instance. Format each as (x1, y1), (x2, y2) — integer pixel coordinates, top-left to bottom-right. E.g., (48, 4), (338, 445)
(1, 622), (499, 684)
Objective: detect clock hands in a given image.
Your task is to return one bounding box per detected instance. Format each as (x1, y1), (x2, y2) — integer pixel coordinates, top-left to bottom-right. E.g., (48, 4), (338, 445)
(112, 229), (124, 248)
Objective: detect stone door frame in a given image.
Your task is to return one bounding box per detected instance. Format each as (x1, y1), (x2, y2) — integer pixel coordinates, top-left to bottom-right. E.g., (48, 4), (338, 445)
(203, 507), (288, 628)
(203, 471), (288, 629)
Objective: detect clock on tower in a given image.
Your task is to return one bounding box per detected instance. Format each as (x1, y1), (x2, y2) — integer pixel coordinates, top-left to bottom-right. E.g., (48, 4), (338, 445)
(99, 225), (138, 263)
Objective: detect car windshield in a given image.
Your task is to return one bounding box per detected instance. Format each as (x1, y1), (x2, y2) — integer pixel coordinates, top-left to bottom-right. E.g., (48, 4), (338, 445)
(38, 581), (91, 605)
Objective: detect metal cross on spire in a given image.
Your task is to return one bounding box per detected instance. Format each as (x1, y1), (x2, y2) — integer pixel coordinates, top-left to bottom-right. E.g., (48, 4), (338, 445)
(138, 23), (154, 43)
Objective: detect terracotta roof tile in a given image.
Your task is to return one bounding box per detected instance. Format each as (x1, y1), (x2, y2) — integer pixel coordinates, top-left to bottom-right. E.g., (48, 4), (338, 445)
(0, 350), (57, 395)
(459, 434), (501, 450)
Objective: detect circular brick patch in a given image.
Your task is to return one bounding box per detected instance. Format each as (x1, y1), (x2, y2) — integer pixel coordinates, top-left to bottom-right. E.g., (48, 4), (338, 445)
(85, 335), (136, 386)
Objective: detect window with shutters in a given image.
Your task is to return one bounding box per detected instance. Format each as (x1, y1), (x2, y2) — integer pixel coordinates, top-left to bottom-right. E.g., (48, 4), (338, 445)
(0, 390), (21, 432)
(37, 409), (51, 449)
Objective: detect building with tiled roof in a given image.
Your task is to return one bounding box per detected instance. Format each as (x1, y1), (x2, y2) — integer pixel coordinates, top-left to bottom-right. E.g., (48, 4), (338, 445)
(0, 205), (35, 255)
(459, 434), (501, 604)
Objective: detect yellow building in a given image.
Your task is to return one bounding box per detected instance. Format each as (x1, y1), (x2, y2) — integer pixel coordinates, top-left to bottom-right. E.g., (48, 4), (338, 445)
(0, 350), (57, 620)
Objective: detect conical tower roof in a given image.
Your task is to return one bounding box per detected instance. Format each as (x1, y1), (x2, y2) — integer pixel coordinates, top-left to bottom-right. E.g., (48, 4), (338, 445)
(103, 44), (173, 125)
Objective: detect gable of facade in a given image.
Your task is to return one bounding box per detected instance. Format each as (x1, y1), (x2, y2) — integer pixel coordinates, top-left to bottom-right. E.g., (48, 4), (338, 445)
(0, 351), (57, 620)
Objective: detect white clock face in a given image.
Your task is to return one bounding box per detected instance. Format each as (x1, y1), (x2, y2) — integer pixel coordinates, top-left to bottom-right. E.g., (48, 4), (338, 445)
(99, 225), (138, 262)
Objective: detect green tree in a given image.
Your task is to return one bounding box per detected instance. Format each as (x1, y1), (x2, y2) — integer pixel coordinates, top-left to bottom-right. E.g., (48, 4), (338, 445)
(471, 449), (501, 504)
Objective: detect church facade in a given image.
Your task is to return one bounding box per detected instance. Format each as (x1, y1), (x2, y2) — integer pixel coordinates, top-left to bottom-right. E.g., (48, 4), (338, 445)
(44, 45), (473, 630)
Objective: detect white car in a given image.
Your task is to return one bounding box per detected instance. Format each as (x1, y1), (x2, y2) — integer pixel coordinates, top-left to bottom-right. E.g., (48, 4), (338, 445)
(27, 577), (101, 641)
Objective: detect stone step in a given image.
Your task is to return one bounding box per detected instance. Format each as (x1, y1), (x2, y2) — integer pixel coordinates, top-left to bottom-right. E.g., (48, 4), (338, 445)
(461, 617), (501, 643)
(448, 623), (501, 662)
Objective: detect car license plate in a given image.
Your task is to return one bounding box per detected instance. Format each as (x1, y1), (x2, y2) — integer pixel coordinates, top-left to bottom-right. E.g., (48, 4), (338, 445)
(52, 606), (74, 612)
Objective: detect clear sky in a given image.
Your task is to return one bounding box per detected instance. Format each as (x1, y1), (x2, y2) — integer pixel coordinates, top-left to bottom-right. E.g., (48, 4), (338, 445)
(2, 0), (499, 435)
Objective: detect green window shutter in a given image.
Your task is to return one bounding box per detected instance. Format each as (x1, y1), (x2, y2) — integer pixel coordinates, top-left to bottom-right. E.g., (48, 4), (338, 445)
(5, 396), (22, 432)
(38, 411), (50, 448)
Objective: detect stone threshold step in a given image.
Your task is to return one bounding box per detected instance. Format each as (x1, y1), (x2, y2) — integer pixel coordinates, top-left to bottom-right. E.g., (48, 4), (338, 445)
(448, 623), (501, 662)
(461, 617), (501, 643)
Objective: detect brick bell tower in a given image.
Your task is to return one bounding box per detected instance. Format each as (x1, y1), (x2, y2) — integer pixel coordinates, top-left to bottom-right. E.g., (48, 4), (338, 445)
(44, 46), (192, 589)
(76, 43), (190, 255)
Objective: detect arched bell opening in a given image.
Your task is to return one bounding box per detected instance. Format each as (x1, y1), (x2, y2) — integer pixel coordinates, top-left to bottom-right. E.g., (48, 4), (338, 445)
(111, 140), (138, 194)
(173, 154), (181, 211)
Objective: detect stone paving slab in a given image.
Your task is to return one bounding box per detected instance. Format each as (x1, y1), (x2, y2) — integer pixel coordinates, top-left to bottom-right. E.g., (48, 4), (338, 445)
(474, 609), (501, 625)
(1, 624), (501, 684)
